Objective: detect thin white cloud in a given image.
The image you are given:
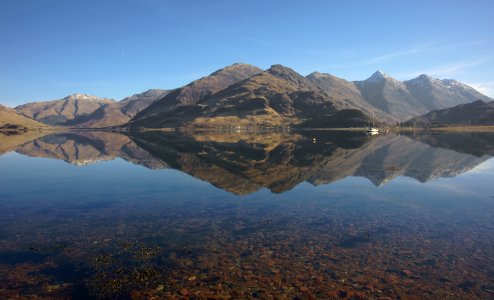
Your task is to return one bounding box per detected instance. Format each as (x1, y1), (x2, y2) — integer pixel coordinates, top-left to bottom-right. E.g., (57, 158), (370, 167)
(395, 60), (487, 79)
(365, 42), (437, 64)
(466, 81), (494, 97)
(317, 40), (490, 76)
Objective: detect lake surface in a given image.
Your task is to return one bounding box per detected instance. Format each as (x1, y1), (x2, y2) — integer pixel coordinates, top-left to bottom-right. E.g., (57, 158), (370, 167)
(0, 130), (493, 299)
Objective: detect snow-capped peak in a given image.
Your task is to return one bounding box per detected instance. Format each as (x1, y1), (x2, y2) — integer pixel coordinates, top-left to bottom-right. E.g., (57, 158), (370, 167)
(306, 71), (335, 80)
(65, 93), (114, 102)
(354, 70), (399, 87)
(368, 70), (389, 81)
(417, 74), (432, 80)
(406, 75), (476, 91)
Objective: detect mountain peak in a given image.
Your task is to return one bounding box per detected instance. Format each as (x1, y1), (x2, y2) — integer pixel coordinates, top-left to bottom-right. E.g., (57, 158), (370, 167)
(306, 71), (333, 80)
(68, 93), (90, 99)
(417, 74), (432, 80)
(65, 93), (113, 102)
(307, 71), (323, 78)
(209, 63), (262, 77)
(268, 64), (295, 73)
(405, 74), (436, 86)
(368, 70), (390, 81)
(267, 64), (312, 87)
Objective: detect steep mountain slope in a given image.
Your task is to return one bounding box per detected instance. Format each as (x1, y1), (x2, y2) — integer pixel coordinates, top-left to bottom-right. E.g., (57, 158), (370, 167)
(66, 102), (132, 128)
(119, 89), (169, 117)
(193, 64), (343, 126)
(15, 93), (115, 125)
(131, 63), (263, 123)
(354, 71), (425, 120)
(0, 104), (51, 130)
(404, 100), (494, 126)
(306, 72), (396, 122)
(404, 74), (492, 111)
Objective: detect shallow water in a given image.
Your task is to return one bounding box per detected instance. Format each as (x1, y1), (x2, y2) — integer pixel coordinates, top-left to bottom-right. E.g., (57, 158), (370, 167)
(0, 130), (493, 299)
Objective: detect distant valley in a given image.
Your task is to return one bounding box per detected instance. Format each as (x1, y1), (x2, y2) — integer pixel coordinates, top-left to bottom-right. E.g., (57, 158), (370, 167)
(1, 63), (492, 130)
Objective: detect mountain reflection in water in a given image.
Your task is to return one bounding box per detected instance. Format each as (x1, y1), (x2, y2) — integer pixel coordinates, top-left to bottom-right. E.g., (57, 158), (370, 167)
(0, 130), (493, 299)
(4, 130), (493, 194)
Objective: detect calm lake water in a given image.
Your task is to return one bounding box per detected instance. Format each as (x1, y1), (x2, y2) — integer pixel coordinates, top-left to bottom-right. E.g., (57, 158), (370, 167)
(0, 130), (493, 299)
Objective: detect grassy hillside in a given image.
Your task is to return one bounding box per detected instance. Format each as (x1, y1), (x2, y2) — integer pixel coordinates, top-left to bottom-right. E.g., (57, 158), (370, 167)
(0, 104), (51, 130)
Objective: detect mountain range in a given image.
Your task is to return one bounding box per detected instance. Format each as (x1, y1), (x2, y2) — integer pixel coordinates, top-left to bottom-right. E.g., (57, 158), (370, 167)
(128, 64), (491, 129)
(2, 63), (492, 130)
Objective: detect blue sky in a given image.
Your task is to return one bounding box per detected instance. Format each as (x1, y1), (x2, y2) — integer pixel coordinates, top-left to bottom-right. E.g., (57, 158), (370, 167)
(1, 0), (493, 106)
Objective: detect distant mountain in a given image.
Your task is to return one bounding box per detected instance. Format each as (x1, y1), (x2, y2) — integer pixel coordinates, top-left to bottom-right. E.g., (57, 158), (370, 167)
(67, 89), (169, 128)
(15, 90), (168, 128)
(119, 89), (169, 117)
(131, 63), (263, 124)
(0, 104), (50, 130)
(404, 100), (494, 126)
(306, 72), (396, 122)
(353, 71), (492, 121)
(15, 93), (115, 126)
(355, 71), (430, 121)
(404, 75), (491, 111)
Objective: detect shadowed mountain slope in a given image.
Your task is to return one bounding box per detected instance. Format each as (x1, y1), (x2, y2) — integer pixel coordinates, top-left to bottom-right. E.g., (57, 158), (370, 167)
(404, 100), (494, 126)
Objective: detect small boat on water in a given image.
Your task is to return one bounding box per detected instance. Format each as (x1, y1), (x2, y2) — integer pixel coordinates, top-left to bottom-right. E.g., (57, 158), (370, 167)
(366, 127), (379, 134)
(366, 109), (379, 135)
